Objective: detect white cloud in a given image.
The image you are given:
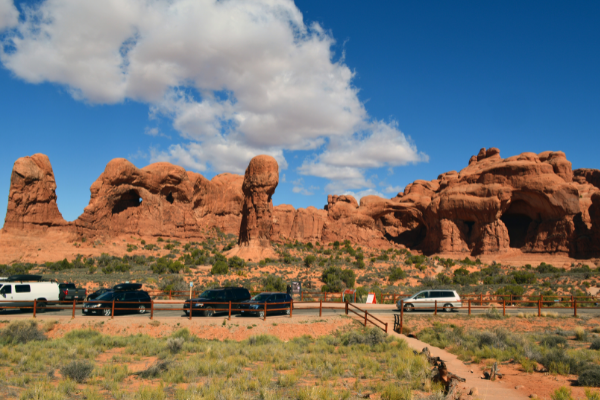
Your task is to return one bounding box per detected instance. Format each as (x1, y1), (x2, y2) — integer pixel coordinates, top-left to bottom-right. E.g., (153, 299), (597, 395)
(291, 178), (317, 195)
(343, 188), (386, 203)
(144, 127), (170, 139)
(0, 0), (19, 31)
(0, 0), (427, 193)
(383, 185), (403, 194)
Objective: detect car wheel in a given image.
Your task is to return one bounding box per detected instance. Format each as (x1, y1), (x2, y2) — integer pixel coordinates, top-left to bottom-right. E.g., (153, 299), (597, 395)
(103, 308), (112, 317)
(258, 310), (265, 318)
(403, 303), (415, 312)
(138, 305), (146, 314)
(204, 308), (214, 317)
(37, 301), (47, 313)
(443, 303), (453, 313)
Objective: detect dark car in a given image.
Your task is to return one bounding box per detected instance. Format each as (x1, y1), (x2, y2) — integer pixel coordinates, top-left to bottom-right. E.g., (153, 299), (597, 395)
(183, 287), (251, 317)
(82, 284), (151, 316)
(240, 293), (293, 318)
(86, 288), (112, 301)
(58, 283), (87, 301)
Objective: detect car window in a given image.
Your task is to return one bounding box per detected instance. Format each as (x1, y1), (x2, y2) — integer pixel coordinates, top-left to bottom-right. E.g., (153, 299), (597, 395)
(444, 291), (454, 298)
(414, 291), (427, 299)
(252, 294), (271, 302)
(276, 294), (286, 302)
(15, 285), (31, 293)
(200, 290), (222, 300)
(124, 293), (137, 301)
(1, 285), (12, 294)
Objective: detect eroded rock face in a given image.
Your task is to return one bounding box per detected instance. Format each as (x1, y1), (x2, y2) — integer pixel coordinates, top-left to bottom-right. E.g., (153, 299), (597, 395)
(4, 149), (600, 258)
(4, 154), (67, 230)
(238, 155), (279, 246)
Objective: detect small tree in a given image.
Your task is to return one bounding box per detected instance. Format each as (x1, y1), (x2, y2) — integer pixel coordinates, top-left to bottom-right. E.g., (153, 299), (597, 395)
(388, 267), (406, 282)
(211, 261), (229, 275)
(304, 255), (316, 268)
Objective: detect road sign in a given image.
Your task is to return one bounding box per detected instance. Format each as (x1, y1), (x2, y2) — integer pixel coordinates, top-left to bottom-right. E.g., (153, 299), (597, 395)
(189, 282), (194, 287)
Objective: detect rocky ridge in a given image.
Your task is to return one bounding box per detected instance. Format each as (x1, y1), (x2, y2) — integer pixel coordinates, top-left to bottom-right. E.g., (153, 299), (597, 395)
(2, 149), (600, 258)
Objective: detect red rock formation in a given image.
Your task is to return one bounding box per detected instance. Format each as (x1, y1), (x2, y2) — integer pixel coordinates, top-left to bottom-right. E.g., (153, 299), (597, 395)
(3, 149), (600, 259)
(4, 154), (67, 231)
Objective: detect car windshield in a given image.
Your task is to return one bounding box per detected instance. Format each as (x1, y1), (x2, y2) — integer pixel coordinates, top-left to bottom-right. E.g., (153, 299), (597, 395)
(96, 292), (115, 301)
(251, 294), (272, 301)
(199, 290), (222, 299)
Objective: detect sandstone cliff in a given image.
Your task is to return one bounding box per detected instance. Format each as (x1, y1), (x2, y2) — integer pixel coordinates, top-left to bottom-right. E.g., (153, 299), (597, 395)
(3, 149), (600, 258)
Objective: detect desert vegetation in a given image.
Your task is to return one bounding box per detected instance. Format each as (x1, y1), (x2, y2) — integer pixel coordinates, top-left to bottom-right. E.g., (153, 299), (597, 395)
(0, 319), (443, 399)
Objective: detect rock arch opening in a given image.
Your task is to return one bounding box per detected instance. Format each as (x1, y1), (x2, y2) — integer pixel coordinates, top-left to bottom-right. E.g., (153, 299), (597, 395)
(386, 224), (427, 249)
(112, 189), (141, 215)
(501, 202), (534, 249)
(166, 192), (174, 204)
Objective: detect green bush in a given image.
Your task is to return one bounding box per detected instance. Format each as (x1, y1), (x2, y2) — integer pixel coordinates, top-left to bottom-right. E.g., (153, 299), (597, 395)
(341, 327), (386, 346)
(321, 266), (356, 292)
(0, 320), (46, 344)
(590, 338), (600, 350)
(262, 275), (286, 292)
(388, 267), (406, 282)
(228, 256), (245, 270)
(537, 262), (560, 274)
(579, 366), (600, 387)
(436, 273), (452, 285)
(60, 360), (94, 383)
(540, 335), (568, 348)
(211, 261), (229, 275)
(512, 271), (537, 284)
(304, 255), (316, 268)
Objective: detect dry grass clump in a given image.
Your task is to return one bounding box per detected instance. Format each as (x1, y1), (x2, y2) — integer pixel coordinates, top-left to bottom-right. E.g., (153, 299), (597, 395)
(0, 320), (46, 344)
(60, 360), (94, 383)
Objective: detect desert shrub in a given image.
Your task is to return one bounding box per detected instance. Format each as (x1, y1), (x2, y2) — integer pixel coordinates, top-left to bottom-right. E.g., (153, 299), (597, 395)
(60, 360), (94, 383)
(590, 338), (600, 350)
(159, 276), (188, 293)
(551, 387), (574, 400)
(388, 267), (406, 282)
(0, 263), (31, 276)
(321, 266), (356, 292)
(495, 285), (525, 300)
(0, 320), (46, 344)
(137, 361), (170, 378)
(540, 335), (568, 348)
(575, 327), (589, 341)
(484, 306), (504, 319)
(579, 366), (600, 387)
(537, 262), (560, 274)
(341, 327), (386, 347)
(248, 335), (280, 346)
(228, 256), (245, 269)
(304, 255), (316, 268)
(436, 273), (452, 285)
(511, 271), (537, 284)
(166, 337), (184, 353)
(262, 275), (286, 292)
(537, 349), (584, 375)
(211, 261), (228, 275)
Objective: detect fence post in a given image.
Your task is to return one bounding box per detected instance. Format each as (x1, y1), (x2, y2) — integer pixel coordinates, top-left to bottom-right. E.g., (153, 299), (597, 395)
(434, 300), (437, 316)
(72, 299), (76, 319)
(400, 300), (404, 334)
(345, 301), (348, 315)
(574, 298), (578, 317)
(510, 294), (513, 305)
(319, 300), (322, 317)
(538, 298), (541, 317)
(33, 299), (36, 318)
(324, 292), (327, 302)
(364, 310), (367, 327)
(385, 322), (388, 333)
(301, 291), (304, 302)
(169, 290), (172, 300)
(264, 302), (267, 321)
(150, 300), (154, 320)
(479, 293), (482, 306)
(468, 299), (471, 316)
(229, 301), (231, 321)
(111, 298), (115, 319)
(503, 299), (506, 316)
(189, 301), (192, 320)
(341, 292), (343, 303)
(290, 299), (293, 318)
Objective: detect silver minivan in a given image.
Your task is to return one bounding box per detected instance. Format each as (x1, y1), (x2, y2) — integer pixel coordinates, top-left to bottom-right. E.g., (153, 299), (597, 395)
(397, 290), (461, 312)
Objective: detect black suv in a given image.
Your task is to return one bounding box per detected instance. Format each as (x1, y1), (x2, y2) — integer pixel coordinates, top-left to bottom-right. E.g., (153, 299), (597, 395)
(240, 293), (293, 318)
(83, 284), (151, 316)
(184, 287), (251, 317)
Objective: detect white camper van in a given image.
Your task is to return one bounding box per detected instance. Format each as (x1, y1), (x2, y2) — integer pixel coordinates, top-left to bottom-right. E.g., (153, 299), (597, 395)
(0, 275), (60, 312)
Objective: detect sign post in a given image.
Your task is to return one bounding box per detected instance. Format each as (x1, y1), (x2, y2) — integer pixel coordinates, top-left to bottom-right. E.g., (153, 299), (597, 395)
(189, 281), (193, 300)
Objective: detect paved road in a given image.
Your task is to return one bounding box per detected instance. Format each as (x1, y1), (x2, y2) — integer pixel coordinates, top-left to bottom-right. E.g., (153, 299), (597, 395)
(0, 303), (597, 319)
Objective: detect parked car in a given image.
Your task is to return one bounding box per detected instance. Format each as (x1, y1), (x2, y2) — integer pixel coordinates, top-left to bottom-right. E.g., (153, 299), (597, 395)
(58, 283), (87, 302)
(86, 288), (112, 301)
(183, 287), (251, 317)
(240, 292), (293, 318)
(0, 275), (59, 312)
(82, 283), (150, 316)
(397, 290), (461, 312)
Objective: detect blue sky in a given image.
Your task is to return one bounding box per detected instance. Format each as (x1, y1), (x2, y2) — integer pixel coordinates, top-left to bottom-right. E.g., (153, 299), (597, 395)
(0, 0), (599, 227)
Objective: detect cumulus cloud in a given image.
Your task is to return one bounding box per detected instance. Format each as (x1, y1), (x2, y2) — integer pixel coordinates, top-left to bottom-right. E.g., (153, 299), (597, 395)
(382, 185), (403, 194)
(343, 188), (386, 203)
(0, 0), (427, 193)
(291, 178), (317, 196)
(0, 0), (19, 31)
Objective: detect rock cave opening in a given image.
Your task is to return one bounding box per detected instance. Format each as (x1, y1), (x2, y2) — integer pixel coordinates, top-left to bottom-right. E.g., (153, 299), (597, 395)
(500, 213), (533, 249)
(386, 224), (427, 249)
(462, 220), (475, 237)
(166, 192), (174, 204)
(112, 189), (142, 215)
